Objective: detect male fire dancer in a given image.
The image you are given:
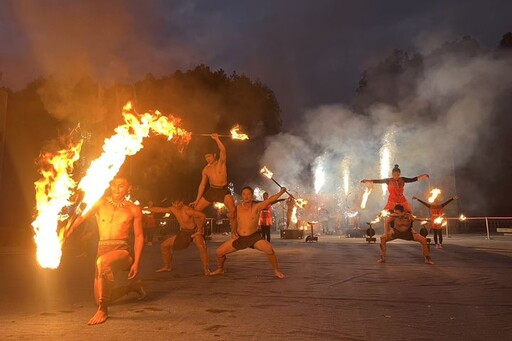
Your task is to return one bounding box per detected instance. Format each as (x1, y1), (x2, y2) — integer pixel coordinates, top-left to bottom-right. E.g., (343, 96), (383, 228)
(210, 186), (287, 278)
(65, 176), (145, 325)
(361, 164), (429, 213)
(193, 133), (237, 233)
(148, 194), (210, 275)
(413, 195), (459, 249)
(378, 204), (434, 265)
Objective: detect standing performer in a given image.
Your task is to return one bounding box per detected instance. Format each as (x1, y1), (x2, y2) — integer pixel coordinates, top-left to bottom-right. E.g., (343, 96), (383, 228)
(210, 186), (287, 278)
(148, 194), (210, 275)
(361, 164), (429, 213)
(193, 133), (237, 235)
(65, 176), (146, 325)
(258, 193), (285, 242)
(378, 204), (434, 265)
(142, 200), (157, 246)
(413, 195), (459, 249)
(285, 197), (296, 228)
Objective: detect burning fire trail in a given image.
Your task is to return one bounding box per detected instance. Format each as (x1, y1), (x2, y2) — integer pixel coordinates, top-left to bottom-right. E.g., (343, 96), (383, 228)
(33, 102), (191, 269)
(379, 129), (396, 196)
(260, 166), (308, 208)
(428, 188), (441, 203)
(77, 102), (191, 216)
(314, 157), (325, 194)
(31, 141), (83, 269)
(341, 158), (350, 196)
(200, 124), (249, 140)
(360, 186), (372, 209)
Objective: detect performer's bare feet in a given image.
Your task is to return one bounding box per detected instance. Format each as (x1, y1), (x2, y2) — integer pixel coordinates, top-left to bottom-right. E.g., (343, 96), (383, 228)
(274, 270), (285, 279)
(209, 268), (224, 276)
(377, 256), (385, 263)
(88, 307), (108, 325)
(203, 268), (211, 276)
(155, 266), (172, 273)
(424, 256), (434, 265)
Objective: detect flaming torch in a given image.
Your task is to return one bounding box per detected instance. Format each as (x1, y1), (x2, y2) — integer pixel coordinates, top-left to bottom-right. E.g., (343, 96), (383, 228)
(200, 124), (249, 140)
(428, 188), (441, 203)
(260, 166), (308, 208)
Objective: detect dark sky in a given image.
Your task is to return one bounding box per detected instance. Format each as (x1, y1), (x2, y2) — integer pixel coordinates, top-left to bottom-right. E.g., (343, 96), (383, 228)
(1, 0), (511, 126)
(1, 1), (511, 218)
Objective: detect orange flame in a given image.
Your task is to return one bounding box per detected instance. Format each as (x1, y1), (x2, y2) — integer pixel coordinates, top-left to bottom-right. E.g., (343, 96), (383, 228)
(33, 102), (190, 269)
(260, 166), (273, 179)
(294, 198), (308, 209)
(213, 202), (225, 211)
(428, 188), (441, 203)
(78, 102), (190, 216)
(31, 140), (83, 269)
(433, 216), (444, 225)
(230, 124), (249, 140)
(291, 206), (298, 224)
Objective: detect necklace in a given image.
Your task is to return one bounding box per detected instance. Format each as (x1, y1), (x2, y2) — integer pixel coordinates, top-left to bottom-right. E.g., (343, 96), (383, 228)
(106, 197), (127, 208)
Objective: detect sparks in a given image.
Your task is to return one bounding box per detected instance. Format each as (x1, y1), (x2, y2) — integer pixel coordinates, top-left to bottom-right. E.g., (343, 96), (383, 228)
(379, 129), (395, 196)
(360, 186), (372, 209)
(314, 158), (325, 194)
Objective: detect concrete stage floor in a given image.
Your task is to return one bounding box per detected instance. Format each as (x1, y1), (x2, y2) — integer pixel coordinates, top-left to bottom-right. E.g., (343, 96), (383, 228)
(1, 233), (511, 340)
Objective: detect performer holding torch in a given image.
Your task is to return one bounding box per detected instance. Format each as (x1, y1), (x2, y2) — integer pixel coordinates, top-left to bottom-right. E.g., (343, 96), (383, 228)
(361, 164), (429, 213)
(64, 175), (146, 325)
(192, 133), (237, 236)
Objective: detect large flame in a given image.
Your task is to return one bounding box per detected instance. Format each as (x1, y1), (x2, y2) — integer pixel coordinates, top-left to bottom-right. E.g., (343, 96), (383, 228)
(428, 188), (441, 203)
(31, 141), (83, 269)
(360, 187), (372, 209)
(291, 206), (298, 224)
(33, 102), (190, 269)
(78, 102), (191, 215)
(433, 216), (444, 225)
(230, 124), (249, 140)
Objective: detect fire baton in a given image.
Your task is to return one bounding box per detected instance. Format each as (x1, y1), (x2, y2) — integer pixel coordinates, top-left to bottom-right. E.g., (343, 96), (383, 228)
(260, 166), (307, 207)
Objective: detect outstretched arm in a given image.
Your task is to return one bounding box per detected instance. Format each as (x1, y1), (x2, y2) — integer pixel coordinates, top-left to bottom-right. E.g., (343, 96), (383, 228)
(147, 206), (173, 214)
(441, 195), (459, 208)
(361, 178), (390, 185)
(412, 197), (431, 208)
(63, 200), (100, 241)
(255, 187), (287, 211)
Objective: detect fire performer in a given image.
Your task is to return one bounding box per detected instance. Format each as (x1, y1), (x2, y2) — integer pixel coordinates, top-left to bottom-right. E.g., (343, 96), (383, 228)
(361, 164), (429, 213)
(412, 195), (459, 249)
(147, 194), (210, 275)
(64, 176), (146, 325)
(210, 186), (287, 278)
(285, 197), (296, 229)
(378, 204), (434, 265)
(193, 133), (237, 235)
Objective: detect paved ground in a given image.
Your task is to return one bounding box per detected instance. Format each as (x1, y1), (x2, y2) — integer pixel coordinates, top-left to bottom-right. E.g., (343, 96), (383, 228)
(1, 233), (511, 340)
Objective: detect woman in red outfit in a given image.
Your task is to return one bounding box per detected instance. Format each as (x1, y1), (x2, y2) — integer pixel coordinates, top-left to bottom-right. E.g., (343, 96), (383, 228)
(361, 164), (429, 213)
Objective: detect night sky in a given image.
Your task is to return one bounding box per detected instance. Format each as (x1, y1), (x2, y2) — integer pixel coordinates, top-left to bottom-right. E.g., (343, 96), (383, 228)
(1, 1), (511, 217)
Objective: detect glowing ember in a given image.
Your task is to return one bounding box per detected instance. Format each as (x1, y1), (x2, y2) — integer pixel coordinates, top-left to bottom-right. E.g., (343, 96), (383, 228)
(360, 187), (372, 209)
(459, 214), (467, 221)
(428, 188), (441, 203)
(213, 202), (226, 210)
(260, 166), (273, 179)
(31, 140), (83, 269)
(230, 124), (249, 140)
(434, 216), (444, 225)
(294, 198), (308, 209)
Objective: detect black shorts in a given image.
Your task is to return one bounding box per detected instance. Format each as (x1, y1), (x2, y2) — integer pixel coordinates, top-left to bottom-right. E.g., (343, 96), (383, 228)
(392, 228), (414, 241)
(232, 232), (263, 250)
(203, 185), (231, 203)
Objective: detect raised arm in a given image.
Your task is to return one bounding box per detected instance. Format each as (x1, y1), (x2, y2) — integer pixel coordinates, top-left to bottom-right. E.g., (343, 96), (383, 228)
(63, 200), (100, 241)
(147, 206), (173, 214)
(211, 133), (226, 163)
(361, 178), (390, 185)
(255, 187), (287, 211)
(441, 195), (459, 208)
